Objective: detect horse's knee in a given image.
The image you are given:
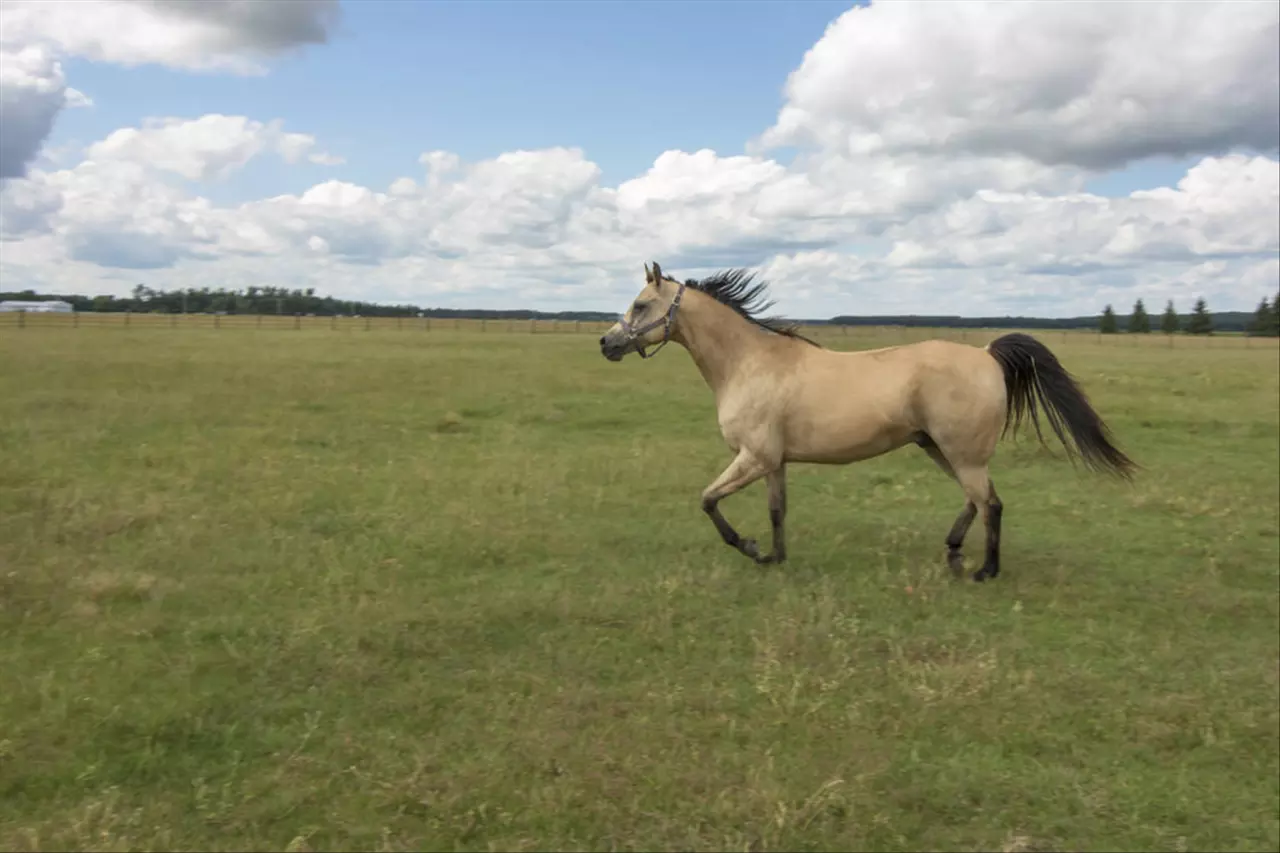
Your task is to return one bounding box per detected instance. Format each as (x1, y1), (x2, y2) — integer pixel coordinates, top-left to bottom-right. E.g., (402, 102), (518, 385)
(701, 495), (718, 514)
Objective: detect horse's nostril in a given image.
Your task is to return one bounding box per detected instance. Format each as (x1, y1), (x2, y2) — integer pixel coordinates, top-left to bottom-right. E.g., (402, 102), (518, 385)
(599, 336), (606, 346)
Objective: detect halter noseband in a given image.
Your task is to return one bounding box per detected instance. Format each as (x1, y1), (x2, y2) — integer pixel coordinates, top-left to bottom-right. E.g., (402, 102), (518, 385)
(617, 279), (686, 359)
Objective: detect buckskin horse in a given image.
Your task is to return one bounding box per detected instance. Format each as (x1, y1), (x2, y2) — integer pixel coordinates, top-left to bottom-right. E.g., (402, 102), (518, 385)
(599, 262), (1135, 581)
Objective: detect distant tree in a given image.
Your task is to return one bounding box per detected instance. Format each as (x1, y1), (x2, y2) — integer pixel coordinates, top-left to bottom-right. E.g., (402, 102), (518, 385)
(1128, 298), (1150, 333)
(1248, 297), (1271, 336)
(1160, 300), (1179, 334)
(1186, 297), (1213, 335)
(1251, 294), (1280, 337)
(1099, 304), (1118, 334)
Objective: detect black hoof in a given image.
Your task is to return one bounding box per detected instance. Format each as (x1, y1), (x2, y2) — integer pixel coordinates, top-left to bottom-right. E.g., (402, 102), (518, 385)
(740, 539), (759, 559)
(947, 550), (965, 575)
(755, 552), (784, 566)
(972, 567), (998, 583)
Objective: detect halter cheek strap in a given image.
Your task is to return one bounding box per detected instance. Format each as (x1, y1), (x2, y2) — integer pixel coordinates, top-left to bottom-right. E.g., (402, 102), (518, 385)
(617, 280), (686, 359)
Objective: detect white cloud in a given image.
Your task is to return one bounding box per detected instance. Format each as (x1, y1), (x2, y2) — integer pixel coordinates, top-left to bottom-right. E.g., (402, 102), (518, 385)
(86, 114), (341, 182)
(0, 44), (71, 179)
(307, 151), (346, 167)
(63, 87), (92, 109)
(0, 0), (338, 182)
(6, 128), (1273, 316)
(885, 154), (1279, 273)
(0, 0), (340, 74)
(758, 0), (1279, 170)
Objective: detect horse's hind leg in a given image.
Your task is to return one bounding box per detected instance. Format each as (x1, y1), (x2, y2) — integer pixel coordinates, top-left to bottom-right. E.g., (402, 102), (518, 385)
(952, 464), (1003, 583)
(918, 437), (977, 575)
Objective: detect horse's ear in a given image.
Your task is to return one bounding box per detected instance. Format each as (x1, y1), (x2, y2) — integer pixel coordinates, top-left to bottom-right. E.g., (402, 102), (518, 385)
(644, 262), (653, 282)
(651, 261), (663, 284)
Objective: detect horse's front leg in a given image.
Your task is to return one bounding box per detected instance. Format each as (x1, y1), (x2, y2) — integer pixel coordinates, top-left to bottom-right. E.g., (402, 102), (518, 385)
(700, 449), (775, 562)
(757, 464), (787, 564)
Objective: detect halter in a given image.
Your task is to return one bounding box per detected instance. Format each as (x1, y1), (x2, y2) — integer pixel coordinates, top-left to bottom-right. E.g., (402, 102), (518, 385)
(617, 279), (686, 359)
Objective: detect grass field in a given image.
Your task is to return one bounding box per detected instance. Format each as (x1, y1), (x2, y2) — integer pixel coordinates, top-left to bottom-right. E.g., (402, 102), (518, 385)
(1, 326), (1277, 852)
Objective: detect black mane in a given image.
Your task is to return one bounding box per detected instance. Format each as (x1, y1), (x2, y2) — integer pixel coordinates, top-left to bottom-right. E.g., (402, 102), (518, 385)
(683, 268), (820, 347)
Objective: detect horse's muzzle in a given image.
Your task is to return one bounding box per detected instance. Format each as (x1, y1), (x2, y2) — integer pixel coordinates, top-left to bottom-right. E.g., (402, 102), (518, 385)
(599, 333), (628, 361)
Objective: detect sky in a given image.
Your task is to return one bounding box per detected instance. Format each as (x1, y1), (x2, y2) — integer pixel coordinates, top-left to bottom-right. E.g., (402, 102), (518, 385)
(1, 0), (1277, 319)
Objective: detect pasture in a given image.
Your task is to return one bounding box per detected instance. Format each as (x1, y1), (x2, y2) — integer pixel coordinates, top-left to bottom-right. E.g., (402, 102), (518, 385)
(1, 323), (1277, 852)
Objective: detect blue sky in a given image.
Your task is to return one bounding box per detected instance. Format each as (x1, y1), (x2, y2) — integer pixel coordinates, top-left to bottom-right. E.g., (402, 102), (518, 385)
(6, 0), (1273, 317)
(49, 1), (857, 202)
(46, 0), (1191, 204)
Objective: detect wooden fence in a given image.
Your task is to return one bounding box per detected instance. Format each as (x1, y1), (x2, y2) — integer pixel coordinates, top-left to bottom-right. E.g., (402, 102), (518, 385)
(1, 310), (1275, 350)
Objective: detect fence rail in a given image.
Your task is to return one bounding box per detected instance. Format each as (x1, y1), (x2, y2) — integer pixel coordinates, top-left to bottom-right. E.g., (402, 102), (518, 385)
(1, 310), (1275, 350)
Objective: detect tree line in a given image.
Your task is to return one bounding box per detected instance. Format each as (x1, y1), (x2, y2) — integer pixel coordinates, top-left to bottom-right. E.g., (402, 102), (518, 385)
(4, 284), (1278, 334)
(0, 285), (619, 322)
(1099, 293), (1280, 336)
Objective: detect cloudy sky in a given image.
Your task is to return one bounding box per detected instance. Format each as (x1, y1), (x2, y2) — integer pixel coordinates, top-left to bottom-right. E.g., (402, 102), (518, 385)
(1, 0), (1277, 318)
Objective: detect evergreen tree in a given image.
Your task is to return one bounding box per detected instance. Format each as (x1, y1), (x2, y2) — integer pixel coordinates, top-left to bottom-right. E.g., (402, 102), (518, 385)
(1186, 297), (1213, 335)
(1249, 297), (1272, 336)
(1099, 304), (1118, 334)
(1160, 300), (1179, 334)
(1128, 298), (1150, 333)
(1253, 293), (1280, 337)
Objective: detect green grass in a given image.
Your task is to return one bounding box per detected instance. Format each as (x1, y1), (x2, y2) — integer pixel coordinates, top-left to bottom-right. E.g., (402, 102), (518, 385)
(1, 327), (1277, 852)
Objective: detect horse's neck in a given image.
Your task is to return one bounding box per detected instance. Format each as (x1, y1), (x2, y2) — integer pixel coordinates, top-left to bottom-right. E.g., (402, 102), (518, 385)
(672, 293), (763, 394)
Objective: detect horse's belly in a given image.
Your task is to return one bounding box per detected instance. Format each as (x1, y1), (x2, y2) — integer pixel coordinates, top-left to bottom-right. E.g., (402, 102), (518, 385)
(784, 421), (916, 464)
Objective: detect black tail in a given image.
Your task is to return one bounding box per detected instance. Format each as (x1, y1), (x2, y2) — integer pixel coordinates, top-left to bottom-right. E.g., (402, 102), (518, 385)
(987, 333), (1137, 480)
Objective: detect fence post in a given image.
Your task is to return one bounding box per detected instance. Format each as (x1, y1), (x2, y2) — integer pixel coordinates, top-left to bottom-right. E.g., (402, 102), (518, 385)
(215, 313), (220, 329)
(257, 313), (263, 328)
(426, 317), (431, 332)
(295, 313), (301, 330)
(73, 310), (79, 328)
(125, 311), (131, 327)
(531, 319), (536, 334)
(170, 313), (176, 328)
(17, 309), (24, 329)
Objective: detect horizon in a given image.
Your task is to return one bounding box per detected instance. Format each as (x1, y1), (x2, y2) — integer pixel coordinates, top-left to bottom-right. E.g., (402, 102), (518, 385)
(1, 0), (1277, 319)
(4, 281), (1259, 326)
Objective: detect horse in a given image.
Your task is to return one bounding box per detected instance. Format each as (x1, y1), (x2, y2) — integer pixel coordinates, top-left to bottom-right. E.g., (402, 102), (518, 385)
(598, 262), (1136, 582)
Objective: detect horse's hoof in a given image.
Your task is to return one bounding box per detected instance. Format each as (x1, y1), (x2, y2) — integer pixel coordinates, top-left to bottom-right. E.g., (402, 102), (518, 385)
(972, 567), (997, 583)
(740, 539), (759, 559)
(947, 552), (965, 575)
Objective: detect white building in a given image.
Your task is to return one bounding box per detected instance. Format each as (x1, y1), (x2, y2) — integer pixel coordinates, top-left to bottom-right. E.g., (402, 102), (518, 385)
(0, 300), (74, 313)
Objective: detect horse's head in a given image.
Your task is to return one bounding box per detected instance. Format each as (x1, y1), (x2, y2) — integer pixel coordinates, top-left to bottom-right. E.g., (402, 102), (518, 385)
(599, 261), (687, 361)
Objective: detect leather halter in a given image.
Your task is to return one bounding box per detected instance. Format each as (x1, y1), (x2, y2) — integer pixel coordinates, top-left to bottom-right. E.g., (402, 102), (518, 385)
(617, 279), (686, 359)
